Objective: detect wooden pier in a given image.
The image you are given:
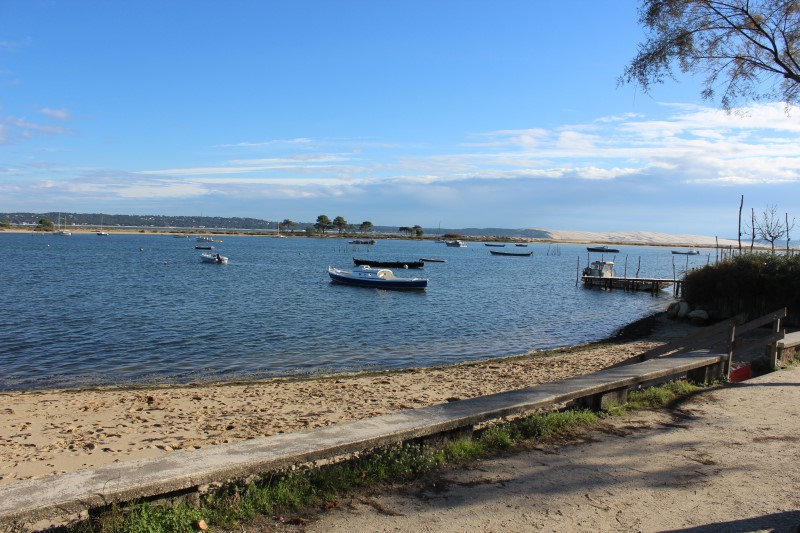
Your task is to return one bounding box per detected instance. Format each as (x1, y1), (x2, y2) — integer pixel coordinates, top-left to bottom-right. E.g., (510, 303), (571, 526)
(582, 275), (684, 297)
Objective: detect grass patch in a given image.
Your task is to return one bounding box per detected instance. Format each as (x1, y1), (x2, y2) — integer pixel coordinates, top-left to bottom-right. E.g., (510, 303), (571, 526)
(50, 380), (703, 533)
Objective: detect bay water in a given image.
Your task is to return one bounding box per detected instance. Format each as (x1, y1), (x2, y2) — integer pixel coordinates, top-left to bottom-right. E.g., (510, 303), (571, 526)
(0, 233), (712, 390)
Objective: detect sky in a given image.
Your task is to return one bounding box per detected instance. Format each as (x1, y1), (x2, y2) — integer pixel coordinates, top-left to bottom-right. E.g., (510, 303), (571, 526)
(1, 1), (799, 238)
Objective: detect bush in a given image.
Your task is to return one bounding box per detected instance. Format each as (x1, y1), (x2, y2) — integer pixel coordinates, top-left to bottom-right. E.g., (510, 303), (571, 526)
(684, 253), (800, 322)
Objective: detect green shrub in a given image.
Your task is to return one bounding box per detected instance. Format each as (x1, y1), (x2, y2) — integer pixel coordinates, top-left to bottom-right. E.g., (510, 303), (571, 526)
(684, 253), (800, 322)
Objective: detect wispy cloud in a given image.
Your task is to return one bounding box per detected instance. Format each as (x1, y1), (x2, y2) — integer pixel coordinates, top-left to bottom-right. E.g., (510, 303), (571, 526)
(39, 108), (71, 120)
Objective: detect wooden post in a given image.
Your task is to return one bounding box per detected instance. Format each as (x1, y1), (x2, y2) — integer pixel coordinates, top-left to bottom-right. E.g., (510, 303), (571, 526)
(768, 312), (783, 370)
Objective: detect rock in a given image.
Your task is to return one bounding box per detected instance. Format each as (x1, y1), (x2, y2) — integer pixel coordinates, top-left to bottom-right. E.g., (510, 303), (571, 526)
(687, 309), (709, 324)
(676, 301), (691, 318)
(667, 302), (680, 317)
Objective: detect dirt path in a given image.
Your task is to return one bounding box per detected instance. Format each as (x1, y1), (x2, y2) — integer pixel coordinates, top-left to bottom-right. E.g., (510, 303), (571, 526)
(305, 365), (800, 532)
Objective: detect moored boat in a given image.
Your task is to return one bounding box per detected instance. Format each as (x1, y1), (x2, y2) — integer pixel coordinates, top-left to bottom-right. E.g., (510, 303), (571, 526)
(353, 257), (424, 269)
(419, 257), (447, 263)
(671, 249), (700, 255)
(200, 252), (228, 264)
(484, 243), (506, 247)
(445, 240), (467, 247)
(348, 239), (376, 245)
(489, 250), (532, 257)
(587, 245), (619, 253)
(328, 265), (427, 290)
(581, 260), (672, 292)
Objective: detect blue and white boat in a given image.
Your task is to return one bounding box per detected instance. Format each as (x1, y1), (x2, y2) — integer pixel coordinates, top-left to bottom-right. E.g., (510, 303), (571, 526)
(328, 265), (427, 290)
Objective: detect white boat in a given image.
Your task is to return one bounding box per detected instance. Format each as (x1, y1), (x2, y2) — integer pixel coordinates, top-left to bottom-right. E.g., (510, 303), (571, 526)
(328, 265), (427, 290)
(97, 216), (109, 236)
(197, 236), (215, 242)
(200, 252), (228, 264)
(582, 260), (672, 292)
(445, 240), (467, 247)
(54, 213), (71, 236)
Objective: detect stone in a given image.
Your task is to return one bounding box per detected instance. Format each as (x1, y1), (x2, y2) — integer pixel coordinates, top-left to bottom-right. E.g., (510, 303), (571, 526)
(676, 301), (691, 318)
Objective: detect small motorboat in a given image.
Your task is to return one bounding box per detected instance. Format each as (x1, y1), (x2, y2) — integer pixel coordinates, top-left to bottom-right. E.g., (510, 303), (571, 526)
(328, 265), (427, 290)
(348, 239), (376, 245)
(197, 236), (215, 242)
(445, 240), (467, 247)
(672, 249), (701, 255)
(195, 245), (215, 250)
(200, 252), (228, 264)
(484, 243), (506, 247)
(515, 244), (528, 247)
(489, 250), (532, 257)
(587, 245), (619, 253)
(353, 257), (424, 269)
(419, 258), (447, 263)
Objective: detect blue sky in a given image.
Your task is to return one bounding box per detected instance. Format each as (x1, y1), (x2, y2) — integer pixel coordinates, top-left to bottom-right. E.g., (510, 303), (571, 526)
(1, 1), (798, 237)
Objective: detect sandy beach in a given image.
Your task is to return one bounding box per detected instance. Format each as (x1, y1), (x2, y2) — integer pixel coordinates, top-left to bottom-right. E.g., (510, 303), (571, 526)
(0, 313), (699, 487)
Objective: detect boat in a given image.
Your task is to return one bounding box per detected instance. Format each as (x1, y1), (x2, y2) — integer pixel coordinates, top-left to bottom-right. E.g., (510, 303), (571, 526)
(419, 258), (447, 263)
(200, 252), (228, 264)
(197, 236), (215, 242)
(96, 216), (109, 236)
(489, 250), (532, 257)
(195, 245), (215, 250)
(586, 245), (619, 253)
(582, 260), (672, 292)
(484, 243), (506, 247)
(515, 244), (528, 247)
(54, 213), (71, 236)
(672, 249), (700, 255)
(348, 239), (376, 245)
(445, 240), (467, 247)
(353, 258), (424, 269)
(328, 265), (427, 290)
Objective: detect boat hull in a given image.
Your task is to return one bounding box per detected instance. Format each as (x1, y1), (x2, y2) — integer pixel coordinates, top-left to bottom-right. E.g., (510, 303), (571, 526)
(353, 258), (424, 269)
(328, 267), (427, 290)
(489, 250), (532, 256)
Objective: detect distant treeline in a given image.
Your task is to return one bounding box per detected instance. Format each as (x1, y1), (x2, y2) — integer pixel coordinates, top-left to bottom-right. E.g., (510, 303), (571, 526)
(0, 212), (551, 238)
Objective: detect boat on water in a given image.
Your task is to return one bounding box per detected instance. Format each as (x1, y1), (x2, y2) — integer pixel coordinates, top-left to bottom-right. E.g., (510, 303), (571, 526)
(484, 243), (506, 247)
(586, 245), (619, 253)
(348, 239), (376, 245)
(200, 253), (228, 264)
(195, 245), (215, 250)
(582, 260), (672, 292)
(328, 265), (427, 290)
(672, 249), (700, 255)
(353, 257), (424, 269)
(515, 244), (528, 247)
(197, 236), (215, 242)
(96, 216), (109, 236)
(54, 213), (71, 236)
(420, 257), (447, 263)
(445, 240), (467, 247)
(489, 250), (532, 257)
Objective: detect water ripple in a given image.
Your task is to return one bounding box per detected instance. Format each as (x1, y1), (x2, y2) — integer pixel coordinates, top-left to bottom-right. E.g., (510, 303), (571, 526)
(0, 234), (707, 390)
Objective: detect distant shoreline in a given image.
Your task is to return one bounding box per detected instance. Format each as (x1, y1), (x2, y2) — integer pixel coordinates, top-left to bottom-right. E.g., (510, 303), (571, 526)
(0, 226), (747, 249)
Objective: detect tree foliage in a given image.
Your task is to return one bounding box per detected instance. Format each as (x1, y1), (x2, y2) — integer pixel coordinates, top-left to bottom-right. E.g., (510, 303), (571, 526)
(333, 216), (348, 234)
(358, 221), (374, 234)
(621, 0), (800, 108)
(315, 215), (332, 234)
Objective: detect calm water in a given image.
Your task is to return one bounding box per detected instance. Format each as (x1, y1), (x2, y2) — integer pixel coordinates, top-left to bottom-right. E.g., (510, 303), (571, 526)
(0, 234), (713, 390)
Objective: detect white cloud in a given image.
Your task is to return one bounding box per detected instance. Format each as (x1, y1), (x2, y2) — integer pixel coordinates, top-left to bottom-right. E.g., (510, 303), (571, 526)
(39, 108), (71, 120)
